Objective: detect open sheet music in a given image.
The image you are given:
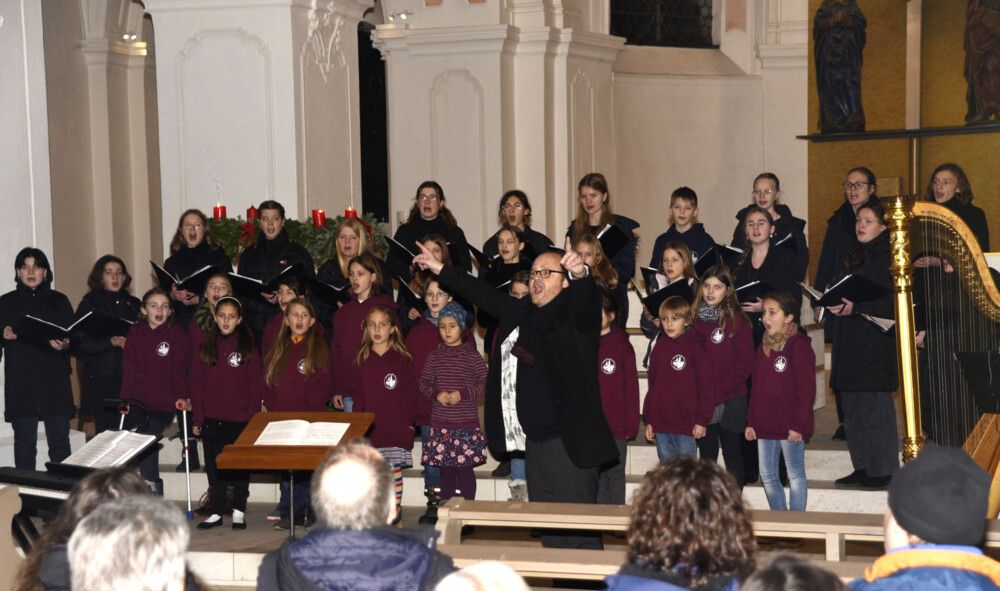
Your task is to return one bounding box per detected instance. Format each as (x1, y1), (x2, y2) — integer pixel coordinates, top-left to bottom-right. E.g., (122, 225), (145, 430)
(254, 420), (350, 446)
(61, 430), (157, 469)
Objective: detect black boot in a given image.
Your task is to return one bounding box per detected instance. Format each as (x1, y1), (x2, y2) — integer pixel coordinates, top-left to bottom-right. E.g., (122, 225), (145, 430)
(418, 487), (441, 526)
(491, 460), (511, 477)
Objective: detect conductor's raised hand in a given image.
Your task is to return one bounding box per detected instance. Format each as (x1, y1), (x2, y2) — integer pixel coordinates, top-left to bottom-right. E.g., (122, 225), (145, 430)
(560, 248), (587, 279)
(413, 241), (444, 275)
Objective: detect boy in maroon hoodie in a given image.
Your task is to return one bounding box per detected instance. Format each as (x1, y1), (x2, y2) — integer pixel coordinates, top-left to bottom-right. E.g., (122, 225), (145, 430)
(120, 289), (191, 492)
(596, 292), (640, 504)
(745, 291), (814, 512)
(643, 296), (714, 461)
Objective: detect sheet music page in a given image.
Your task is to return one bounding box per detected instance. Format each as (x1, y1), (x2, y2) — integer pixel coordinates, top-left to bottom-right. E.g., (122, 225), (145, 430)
(91, 432), (157, 468)
(63, 430), (127, 467)
(300, 422), (350, 446)
(254, 420), (311, 445)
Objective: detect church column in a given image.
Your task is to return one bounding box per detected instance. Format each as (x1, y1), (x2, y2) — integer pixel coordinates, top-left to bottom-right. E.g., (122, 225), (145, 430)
(144, 0), (372, 248)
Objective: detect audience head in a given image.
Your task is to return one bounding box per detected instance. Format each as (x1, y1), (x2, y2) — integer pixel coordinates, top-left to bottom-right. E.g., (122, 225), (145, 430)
(885, 444), (989, 550)
(409, 181), (458, 226)
(68, 495), (189, 591)
(257, 200), (286, 240)
(658, 295), (692, 338)
(925, 162), (973, 206)
(741, 554), (845, 591)
(752, 173), (782, 211)
(843, 167), (877, 209)
(528, 252), (569, 307)
(669, 186), (699, 229)
(87, 254), (132, 293)
(435, 561), (529, 591)
(312, 440), (395, 530)
(169, 209), (220, 252)
(15, 467), (150, 591)
(498, 190), (534, 229)
(627, 456), (755, 587)
(14, 247), (53, 289)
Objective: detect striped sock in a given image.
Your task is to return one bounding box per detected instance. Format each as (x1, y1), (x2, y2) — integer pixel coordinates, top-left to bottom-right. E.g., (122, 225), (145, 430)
(393, 467), (403, 517)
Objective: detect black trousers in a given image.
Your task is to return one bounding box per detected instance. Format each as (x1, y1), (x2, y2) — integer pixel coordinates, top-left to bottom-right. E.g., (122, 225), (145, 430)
(11, 415), (71, 470)
(696, 423), (746, 487)
(841, 391), (900, 478)
(526, 436), (602, 549)
(125, 410), (173, 483)
(202, 418), (250, 513)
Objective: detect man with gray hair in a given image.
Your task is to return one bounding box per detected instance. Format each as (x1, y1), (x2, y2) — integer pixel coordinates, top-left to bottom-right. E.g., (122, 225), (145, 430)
(257, 440), (454, 590)
(68, 495), (190, 591)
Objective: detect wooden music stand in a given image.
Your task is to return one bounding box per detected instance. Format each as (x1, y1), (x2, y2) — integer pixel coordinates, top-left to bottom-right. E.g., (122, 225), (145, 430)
(216, 412), (374, 536)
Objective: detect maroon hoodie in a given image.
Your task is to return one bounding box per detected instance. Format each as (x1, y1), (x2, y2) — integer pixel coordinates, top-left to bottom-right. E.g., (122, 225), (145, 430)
(262, 312), (325, 355)
(643, 327), (715, 435)
(694, 315), (754, 404)
(189, 334), (263, 427)
(119, 321), (190, 413)
(405, 317), (440, 425)
(353, 347), (418, 449)
(748, 331), (815, 441)
(597, 329), (640, 440)
(330, 295), (398, 396)
(262, 339), (333, 412)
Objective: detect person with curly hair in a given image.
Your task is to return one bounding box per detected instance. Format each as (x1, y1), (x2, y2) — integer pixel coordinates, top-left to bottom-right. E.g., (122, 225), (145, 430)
(604, 456), (756, 590)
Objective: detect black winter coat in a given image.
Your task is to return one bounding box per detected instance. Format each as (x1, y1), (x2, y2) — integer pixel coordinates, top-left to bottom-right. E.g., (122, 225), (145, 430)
(163, 241), (232, 328)
(483, 226), (553, 262)
(237, 230), (315, 339)
(814, 201), (861, 342)
(256, 526), (454, 591)
(734, 245), (802, 347)
(730, 203), (808, 281)
(389, 216), (472, 281)
(0, 284), (75, 421)
(830, 231), (898, 392)
(438, 265), (618, 468)
(74, 289), (140, 413)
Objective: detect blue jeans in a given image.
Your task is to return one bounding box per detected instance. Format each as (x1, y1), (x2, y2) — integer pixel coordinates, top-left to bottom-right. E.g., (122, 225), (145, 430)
(11, 415), (72, 470)
(510, 457), (526, 481)
(343, 396), (354, 413)
(654, 432), (697, 462)
(419, 425), (440, 487)
(758, 439), (807, 511)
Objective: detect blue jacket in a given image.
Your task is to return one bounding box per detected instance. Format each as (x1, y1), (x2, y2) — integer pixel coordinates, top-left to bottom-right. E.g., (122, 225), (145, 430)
(649, 223), (717, 269)
(850, 546), (1000, 591)
(256, 525), (454, 591)
(604, 563), (740, 591)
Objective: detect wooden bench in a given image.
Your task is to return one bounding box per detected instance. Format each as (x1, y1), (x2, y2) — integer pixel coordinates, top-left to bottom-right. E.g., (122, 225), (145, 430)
(437, 542), (868, 582)
(435, 498), (1000, 562)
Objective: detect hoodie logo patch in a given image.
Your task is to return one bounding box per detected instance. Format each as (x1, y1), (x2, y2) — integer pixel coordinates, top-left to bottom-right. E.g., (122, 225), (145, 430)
(601, 358), (616, 375)
(671, 354), (686, 371)
(774, 356), (788, 373)
(156, 342), (170, 357)
(228, 352), (242, 367)
(384, 373), (398, 390)
(297, 359), (306, 375)
(711, 328), (725, 344)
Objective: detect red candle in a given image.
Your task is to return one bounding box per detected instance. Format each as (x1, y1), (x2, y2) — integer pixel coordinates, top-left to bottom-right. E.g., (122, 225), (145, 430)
(246, 205), (258, 221)
(213, 203), (227, 220)
(312, 209), (326, 227)
(345, 207), (358, 219)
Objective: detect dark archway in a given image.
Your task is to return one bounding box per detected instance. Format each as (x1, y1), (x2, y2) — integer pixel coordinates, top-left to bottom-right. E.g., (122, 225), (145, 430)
(358, 21), (389, 223)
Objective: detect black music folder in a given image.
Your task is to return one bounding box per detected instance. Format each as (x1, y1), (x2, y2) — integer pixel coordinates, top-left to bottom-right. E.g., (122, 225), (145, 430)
(306, 277), (352, 306)
(13, 313), (91, 347)
(639, 267), (663, 296)
(694, 247), (721, 279)
(77, 312), (133, 338)
(150, 261), (216, 294)
(596, 224), (630, 259)
(468, 244), (499, 272)
(229, 264), (306, 298)
(396, 275), (428, 312)
(735, 280), (774, 304)
(642, 278), (695, 315)
(801, 274), (888, 308)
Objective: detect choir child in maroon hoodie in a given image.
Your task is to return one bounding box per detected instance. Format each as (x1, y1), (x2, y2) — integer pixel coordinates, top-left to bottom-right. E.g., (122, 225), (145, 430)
(642, 296), (714, 462)
(330, 252), (397, 413)
(596, 292), (640, 504)
(262, 297), (332, 527)
(692, 265), (754, 486)
(353, 305), (418, 521)
(119, 288), (191, 491)
(189, 296), (261, 530)
(420, 302), (488, 505)
(404, 277), (453, 505)
(745, 291), (814, 512)
(261, 275), (324, 353)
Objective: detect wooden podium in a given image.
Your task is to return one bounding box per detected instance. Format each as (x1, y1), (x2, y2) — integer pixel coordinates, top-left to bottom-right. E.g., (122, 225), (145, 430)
(216, 411), (373, 536)
(216, 412), (374, 471)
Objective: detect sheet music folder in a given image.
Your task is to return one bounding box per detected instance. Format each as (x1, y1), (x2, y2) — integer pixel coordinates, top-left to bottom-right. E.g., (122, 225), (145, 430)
(216, 412), (374, 471)
(45, 430), (158, 478)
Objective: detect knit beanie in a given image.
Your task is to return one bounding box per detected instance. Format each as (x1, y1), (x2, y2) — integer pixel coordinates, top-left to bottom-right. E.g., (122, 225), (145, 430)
(888, 444), (989, 546)
(438, 301), (467, 331)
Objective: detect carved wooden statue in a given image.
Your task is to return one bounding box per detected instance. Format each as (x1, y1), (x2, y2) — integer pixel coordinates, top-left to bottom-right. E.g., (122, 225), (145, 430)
(813, 0), (867, 133)
(965, 0), (1000, 124)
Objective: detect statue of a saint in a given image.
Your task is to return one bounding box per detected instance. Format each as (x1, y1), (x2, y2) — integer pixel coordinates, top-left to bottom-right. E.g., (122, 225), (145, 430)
(814, 0), (867, 133)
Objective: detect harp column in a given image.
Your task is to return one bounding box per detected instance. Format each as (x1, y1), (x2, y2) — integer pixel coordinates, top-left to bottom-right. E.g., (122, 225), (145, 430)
(887, 196), (924, 462)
